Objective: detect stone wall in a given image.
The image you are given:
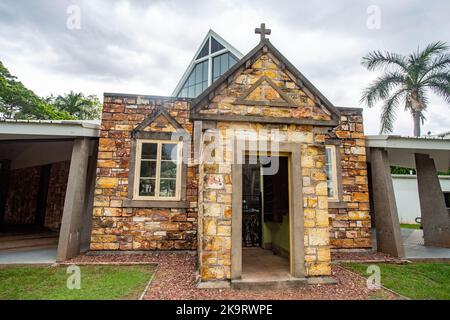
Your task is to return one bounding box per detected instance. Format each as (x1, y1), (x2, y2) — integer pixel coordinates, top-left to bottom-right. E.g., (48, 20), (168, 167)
(3, 161), (69, 229)
(90, 46), (370, 283)
(45, 161), (70, 230)
(198, 53), (333, 123)
(198, 122), (332, 281)
(3, 166), (40, 225)
(328, 108), (372, 249)
(90, 95), (197, 251)
(196, 50), (334, 281)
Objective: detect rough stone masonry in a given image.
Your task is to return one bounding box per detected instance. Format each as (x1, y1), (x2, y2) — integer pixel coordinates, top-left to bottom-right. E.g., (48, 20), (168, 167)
(90, 38), (371, 283)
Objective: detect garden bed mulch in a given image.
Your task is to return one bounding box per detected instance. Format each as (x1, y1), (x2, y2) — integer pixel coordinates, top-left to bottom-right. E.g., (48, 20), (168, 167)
(67, 251), (400, 300)
(332, 251), (405, 263)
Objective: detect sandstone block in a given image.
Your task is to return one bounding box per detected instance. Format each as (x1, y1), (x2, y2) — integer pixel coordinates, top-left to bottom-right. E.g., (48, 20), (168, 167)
(97, 177), (119, 189)
(308, 262), (331, 276)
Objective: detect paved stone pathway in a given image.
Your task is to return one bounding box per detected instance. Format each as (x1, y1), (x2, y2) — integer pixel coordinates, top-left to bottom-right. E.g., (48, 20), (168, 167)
(402, 229), (450, 260)
(0, 246), (57, 264)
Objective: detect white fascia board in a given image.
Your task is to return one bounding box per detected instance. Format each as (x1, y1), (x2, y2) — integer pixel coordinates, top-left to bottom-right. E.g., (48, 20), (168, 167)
(0, 121), (100, 138)
(366, 135), (450, 151)
(391, 174), (450, 180)
(171, 29), (243, 97)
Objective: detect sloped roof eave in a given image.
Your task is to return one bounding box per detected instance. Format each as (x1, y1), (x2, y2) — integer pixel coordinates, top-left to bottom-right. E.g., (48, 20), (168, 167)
(190, 39), (340, 119)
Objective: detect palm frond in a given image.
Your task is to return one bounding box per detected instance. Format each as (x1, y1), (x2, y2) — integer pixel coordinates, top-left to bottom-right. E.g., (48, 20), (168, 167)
(361, 50), (408, 72)
(417, 41), (449, 63)
(360, 71), (405, 107)
(426, 79), (450, 103)
(428, 53), (450, 71)
(418, 53), (450, 82)
(379, 89), (405, 134)
(423, 71), (450, 84)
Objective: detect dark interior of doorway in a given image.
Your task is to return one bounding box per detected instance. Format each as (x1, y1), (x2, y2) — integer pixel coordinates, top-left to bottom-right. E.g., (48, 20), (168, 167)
(241, 156), (290, 279)
(242, 156), (290, 247)
(0, 161), (66, 252)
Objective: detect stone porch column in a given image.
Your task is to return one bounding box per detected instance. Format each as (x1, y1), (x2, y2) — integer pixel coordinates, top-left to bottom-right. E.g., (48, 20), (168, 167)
(415, 153), (450, 248)
(370, 148), (405, 258)
(57, 137), (91, 261)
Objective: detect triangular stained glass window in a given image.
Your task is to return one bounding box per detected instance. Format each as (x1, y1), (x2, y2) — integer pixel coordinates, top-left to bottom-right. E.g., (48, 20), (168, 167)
(211, 37), (225, 53)
(196, 38), (209, 59)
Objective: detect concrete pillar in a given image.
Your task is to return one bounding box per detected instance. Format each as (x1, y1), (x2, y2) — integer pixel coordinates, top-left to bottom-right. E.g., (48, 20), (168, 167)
(370, 148), (405, 258)
(57, 138), (90, 261)
(415, 153), (450, 248)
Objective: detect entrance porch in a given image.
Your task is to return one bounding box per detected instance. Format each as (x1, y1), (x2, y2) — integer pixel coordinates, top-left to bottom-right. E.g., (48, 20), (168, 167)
(0, 120), (99, 263)
(230, 142), (306, 287)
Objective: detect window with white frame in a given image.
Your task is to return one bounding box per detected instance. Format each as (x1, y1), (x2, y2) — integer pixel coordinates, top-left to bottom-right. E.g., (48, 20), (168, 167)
(176, 35), (239, 98)
(325, 145), (339, 201)
(134, 140), (182, 200)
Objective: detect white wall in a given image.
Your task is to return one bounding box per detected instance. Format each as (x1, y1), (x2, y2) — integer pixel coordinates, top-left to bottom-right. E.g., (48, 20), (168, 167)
(392, 174), (450, 224)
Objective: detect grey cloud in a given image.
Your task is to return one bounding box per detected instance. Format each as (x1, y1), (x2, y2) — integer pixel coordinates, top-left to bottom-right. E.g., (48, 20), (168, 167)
(0, 0), (449, 135)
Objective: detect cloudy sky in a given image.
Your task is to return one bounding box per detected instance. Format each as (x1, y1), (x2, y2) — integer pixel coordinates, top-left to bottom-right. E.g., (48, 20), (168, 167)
(1, 0), (449, 135)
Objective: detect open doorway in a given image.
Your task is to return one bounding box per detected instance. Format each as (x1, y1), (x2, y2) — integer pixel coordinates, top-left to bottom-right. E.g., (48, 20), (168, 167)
(0, 159), (69, 255)
(241, 156), (290, 280)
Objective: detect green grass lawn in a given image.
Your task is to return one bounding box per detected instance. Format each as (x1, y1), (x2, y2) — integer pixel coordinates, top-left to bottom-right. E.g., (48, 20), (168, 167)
(0, 264), (155, 300)
(400, 223), (421, 229)
(343, 262), (450, 300)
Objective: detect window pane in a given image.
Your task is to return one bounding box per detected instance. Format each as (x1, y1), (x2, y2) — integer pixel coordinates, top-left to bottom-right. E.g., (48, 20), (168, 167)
(142, 143), (157, 160)
(159, 179), (176, 197)
(212, 53), (236, 81)
(161, 143), (178, 161)
(325, 148), (335, 198)
(220, 53), (228, 74)
(160, 160), (177, 178)
(211, 37), (225, 53)
(187, 70), (195, 86)
(213, 56), (220, 80)
(196, 38), (209, 59)
(327, 181), (334, 198)
(195, 83), (202, 97)
(202, 61), (208, 79)
(229, 53), (237, 67)
(195, 63), (202, 83)
(140, 160), (156, 178)
(139, 178), (156, 196)
(187, 86), (194, 98)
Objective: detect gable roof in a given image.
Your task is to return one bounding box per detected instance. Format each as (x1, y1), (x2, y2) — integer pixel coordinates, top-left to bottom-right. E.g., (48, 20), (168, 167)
(171, 29), (243, 97)
(191, 39), (340, 120)
(131, 108), (185, 138)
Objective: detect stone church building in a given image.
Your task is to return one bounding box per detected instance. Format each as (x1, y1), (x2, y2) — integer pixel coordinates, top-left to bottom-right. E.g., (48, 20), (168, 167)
(90, 26), (371, 285)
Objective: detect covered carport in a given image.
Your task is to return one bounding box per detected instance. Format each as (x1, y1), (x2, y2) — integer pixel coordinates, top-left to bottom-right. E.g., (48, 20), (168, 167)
(0, 120), (99, 263)
(366, 135), (450, 259)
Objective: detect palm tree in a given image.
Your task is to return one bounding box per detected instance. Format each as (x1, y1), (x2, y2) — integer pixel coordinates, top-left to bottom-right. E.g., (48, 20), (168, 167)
(54, 91), (101, 120)
(361, 41), (450, 136)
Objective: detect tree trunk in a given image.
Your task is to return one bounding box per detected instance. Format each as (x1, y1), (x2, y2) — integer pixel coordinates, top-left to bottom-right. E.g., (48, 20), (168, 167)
(413, 111), (421, 137)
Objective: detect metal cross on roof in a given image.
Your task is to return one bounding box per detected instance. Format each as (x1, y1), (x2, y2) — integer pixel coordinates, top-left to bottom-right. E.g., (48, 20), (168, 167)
(255, 23), (271, 41)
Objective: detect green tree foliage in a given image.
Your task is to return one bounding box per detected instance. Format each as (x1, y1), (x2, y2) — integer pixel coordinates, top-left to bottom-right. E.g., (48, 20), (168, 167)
(391, 166), (450, 175)
(47, 91), (102, 120)
(361, 42), (450, 136)
(0, 61), (72, 120)
(390, 166), (416, 174)
(0, 61), (101, 120)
